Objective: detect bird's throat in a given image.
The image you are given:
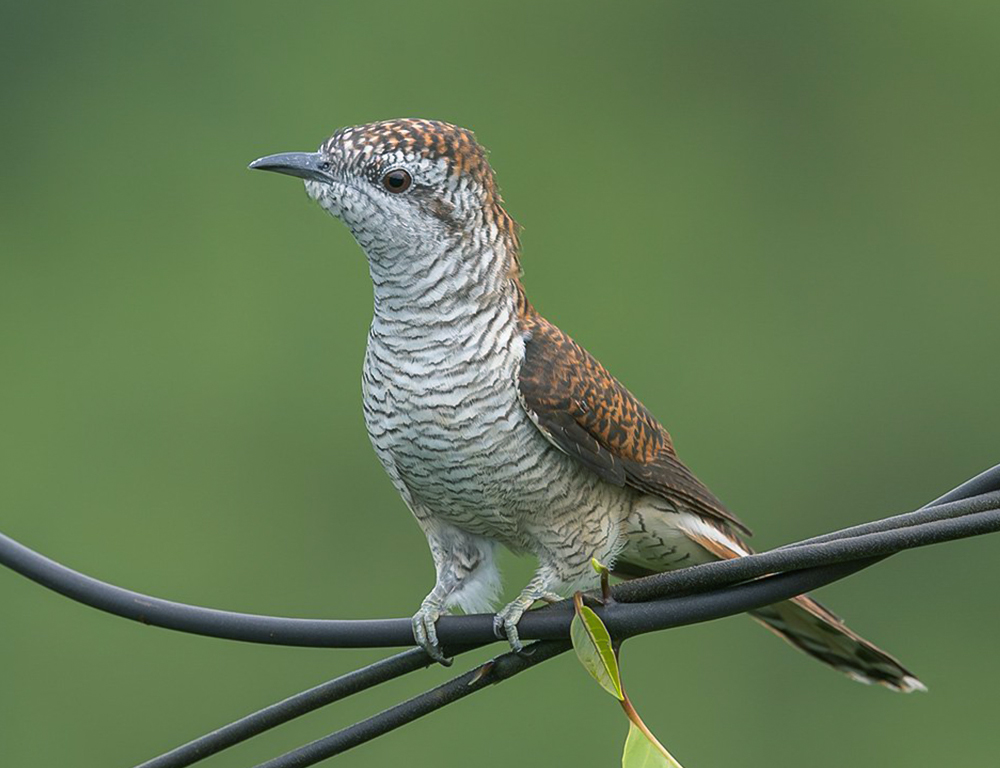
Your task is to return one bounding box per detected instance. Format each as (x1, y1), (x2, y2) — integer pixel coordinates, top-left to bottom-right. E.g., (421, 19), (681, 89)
(367, 238), (518, 319)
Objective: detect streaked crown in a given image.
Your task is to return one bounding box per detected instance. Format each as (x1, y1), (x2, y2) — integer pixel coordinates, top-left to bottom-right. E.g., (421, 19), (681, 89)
(322, 119), (496, 191)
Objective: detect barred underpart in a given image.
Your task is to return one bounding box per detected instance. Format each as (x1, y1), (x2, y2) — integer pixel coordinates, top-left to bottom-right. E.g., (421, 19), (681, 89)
(278, 117), (923, 689)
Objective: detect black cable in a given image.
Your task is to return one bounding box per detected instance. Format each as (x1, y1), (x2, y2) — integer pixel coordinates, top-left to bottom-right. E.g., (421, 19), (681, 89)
(132, 648), (435, 768)
(120, 463), (1000, 767)
(3, 466), (998, 649)
(2, 464), (997, 768)
(926, 463), (1000, 507)
(251, 640), (572, 768)
(781, 488), (1000, 549)
(610, 498), (1000, 605)
(130, 556), (886, 768)
(250, 558), (879, 768)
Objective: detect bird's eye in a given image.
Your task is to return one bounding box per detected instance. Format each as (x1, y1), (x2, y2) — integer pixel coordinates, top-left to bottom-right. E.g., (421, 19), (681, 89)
(382, 168), (412, 193)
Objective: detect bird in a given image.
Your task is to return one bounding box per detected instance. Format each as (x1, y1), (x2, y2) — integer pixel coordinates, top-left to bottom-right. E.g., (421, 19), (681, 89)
(249, 118), (924, 692)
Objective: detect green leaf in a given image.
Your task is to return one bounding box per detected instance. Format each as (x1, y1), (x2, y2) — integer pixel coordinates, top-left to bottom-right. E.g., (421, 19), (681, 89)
(623, 722), (685, 768)
(570, 599), (623, 700)
(591, 557), (610, 577)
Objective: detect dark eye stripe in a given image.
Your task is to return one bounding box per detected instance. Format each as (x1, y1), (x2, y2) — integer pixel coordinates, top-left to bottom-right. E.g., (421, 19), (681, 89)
(382, 169), (412, 193)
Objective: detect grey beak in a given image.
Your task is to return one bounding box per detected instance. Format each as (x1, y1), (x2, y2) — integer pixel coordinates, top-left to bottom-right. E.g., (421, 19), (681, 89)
(248, 151), (334, 183)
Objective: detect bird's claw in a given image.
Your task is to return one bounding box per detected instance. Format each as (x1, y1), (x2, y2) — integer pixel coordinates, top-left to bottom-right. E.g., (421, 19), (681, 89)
(412, 603), (452, 666)
(493, 600), (533, 655)
(493, 612), (525, 654)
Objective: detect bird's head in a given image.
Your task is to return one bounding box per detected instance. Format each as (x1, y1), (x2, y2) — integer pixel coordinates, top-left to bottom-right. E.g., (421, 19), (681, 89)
(250, 119), (520, 273)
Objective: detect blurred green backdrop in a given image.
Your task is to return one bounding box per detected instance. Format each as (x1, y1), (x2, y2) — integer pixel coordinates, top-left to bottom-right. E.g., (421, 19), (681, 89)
(2, 2), (999, 766)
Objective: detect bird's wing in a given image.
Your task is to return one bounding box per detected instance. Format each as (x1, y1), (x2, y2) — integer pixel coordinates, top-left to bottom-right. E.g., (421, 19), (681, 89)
(517, 310), (751, 535)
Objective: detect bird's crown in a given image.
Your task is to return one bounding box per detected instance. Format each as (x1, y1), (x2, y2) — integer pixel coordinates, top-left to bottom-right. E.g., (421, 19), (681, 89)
(321, 118), (496, 191)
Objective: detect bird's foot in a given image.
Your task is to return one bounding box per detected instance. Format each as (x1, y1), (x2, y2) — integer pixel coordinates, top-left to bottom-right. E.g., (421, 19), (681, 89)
(493, 588), (551, 654)
(412, 601), (452, 666)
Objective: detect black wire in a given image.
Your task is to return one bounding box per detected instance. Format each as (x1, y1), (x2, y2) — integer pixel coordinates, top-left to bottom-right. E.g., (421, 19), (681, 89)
(132, 648), (435, 768)
(130, 557), (887, 768)
(926, 463), (1000, 506)
(609, 497), (1000, 606)
(251, 640), (573, 768)
(250, 558), (880, 768)
(781, 488), (1000, 549)
(2, 463), (998, 768)
(2, 466), (998, 649)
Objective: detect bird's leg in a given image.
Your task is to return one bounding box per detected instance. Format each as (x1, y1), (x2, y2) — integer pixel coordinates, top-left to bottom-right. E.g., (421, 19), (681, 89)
(412, 522), (499, 665)
(539, 592), (565, 604)
(493, 570), (560, 654)
(412, 587), (453, 666)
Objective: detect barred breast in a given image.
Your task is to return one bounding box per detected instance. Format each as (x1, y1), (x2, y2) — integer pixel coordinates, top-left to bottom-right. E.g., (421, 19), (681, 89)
(361, 289), (632, 581)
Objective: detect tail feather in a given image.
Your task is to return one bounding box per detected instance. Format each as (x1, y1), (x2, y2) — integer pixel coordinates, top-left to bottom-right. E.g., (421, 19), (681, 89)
(751, 595), (926, 692)
(619, 500), (926, 693)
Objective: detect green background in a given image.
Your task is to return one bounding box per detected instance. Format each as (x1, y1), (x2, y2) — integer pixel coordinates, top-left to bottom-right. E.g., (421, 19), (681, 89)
(2, 2), (998, 766)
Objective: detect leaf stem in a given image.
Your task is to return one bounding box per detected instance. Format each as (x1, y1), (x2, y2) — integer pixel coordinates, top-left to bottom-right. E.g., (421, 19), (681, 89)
(620, 693), (679, 764)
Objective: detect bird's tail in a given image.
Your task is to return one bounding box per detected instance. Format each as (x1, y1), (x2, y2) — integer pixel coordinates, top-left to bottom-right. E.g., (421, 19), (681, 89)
(749, 595), (925, 692)
(618, 501), (926, 693)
